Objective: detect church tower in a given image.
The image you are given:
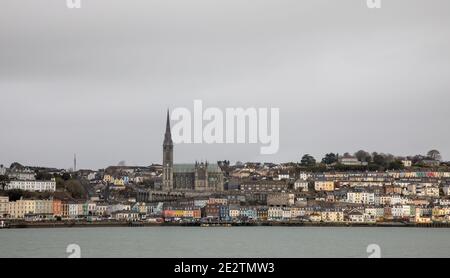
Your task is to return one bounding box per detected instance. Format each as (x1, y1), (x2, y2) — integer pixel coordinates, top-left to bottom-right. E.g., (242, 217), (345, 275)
(162, 110), (174, 191)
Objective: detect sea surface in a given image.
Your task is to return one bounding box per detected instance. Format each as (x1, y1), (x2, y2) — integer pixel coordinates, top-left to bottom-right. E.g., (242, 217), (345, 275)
(1, 227), (449, 258)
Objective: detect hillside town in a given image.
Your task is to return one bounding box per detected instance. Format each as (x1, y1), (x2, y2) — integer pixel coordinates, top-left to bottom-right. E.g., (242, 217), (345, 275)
(1, 117), (450, 228)
(1, 149), (450, 227)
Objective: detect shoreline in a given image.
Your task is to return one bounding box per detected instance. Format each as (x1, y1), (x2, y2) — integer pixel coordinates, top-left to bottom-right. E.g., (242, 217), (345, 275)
(3, 221), (450, 229)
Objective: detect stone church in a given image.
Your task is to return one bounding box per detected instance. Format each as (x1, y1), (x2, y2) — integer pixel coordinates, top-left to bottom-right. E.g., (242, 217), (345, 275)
(162, 111), (224, 192)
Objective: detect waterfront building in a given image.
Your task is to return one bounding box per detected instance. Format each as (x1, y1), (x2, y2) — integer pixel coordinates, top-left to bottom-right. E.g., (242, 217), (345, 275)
(364, 207), (385, 221)
(34, 199), (53, 215)
(282, 208), (292, 220)
(320, 210), (344, 223)
(53, 199), (62, 217)
(113, 210), (139, 221)
(95, 203), (109, 216)
(7, 199), (36, 219)
(309, 212), (322, 222)
(239, 207), (257, 220)
(347, 209), (365, 222)
(68, 203), (80, 219)
(229, 206), (240, 219)
(256, 207), (268, 221)
(0, 196), (9, 218)
(61, 203), (69, 219)
(268, 207), (283, 220)
(219, 205), (230, 220)
(204, 204), (220, 219)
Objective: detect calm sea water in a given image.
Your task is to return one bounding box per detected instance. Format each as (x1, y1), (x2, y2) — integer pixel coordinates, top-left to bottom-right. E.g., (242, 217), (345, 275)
(1, 227), (449, 258)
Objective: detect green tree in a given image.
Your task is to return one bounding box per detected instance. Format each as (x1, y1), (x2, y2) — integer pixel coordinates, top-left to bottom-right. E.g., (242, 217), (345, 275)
(62, 173), (72, 181)
(0, 175), (10, 191)
(35, 171), (53, 181)
(300, 154), (316, 167)
(387, 160), (404, 170)
(354, 150), (372, 163)
(64, 179), (86, 199)
(372, 153), (387, 167)
(321, 153), (338, 165)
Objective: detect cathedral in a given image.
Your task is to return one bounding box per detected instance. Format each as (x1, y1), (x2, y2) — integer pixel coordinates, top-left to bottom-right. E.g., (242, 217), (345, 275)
(162, 111), (224, 192)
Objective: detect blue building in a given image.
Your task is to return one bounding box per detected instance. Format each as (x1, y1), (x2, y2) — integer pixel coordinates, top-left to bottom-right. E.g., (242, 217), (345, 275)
(219, 205), (230, 221)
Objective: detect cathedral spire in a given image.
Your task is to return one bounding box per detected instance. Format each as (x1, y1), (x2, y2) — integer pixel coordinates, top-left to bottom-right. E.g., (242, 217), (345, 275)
(163, 109), (174, 191)
(164, 109), (173, 145)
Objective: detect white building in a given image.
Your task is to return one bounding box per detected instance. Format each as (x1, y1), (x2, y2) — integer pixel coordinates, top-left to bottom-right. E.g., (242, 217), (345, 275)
(402, 160), (412, 167)
(6, 179), (56, 192)
(277, 174), (290, 180)
(294, 179), (309, 192)
(390, 195), (408, 205)
(68, 203), (81, 219)
(95, 204), (109, 216)
(391, 206), (406, 219)
(347, 192), (375, 205)
(417, 184), (440, 197)
(8, 168), (35, 181)
(268, 207), (283, 220)
(229, 207), (240, 219)
(339, 157), (368, 166)
(298, 172), (310, 181)
(282, 208), (292, 219)
(109, 203), (131, 213)
(364, 207), (385, 222)
(443, 186), (450, 196)
(347, 210), (365, 222)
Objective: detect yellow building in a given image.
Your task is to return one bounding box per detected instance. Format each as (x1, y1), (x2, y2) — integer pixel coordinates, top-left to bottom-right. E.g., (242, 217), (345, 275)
(113, 178), (125, 186)
(8, 199), (36, 219)
(309, 212), (322, 222)
(103, 175), (113, 183)
(35, 200), (54, 214)
(321, 211), (344, 223)
(432, 207), (450, 222)
(0, 196), (9, 218)
(314, 181), (335, 191)
(174, 210), (184, 218)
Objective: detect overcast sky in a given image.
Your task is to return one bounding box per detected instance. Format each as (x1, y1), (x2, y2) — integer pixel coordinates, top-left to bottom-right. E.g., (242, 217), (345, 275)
(1, 0), (449, 169)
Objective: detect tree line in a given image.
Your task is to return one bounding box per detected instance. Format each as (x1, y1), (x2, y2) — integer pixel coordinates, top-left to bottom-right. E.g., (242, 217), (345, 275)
(299, 149), (443, 171)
